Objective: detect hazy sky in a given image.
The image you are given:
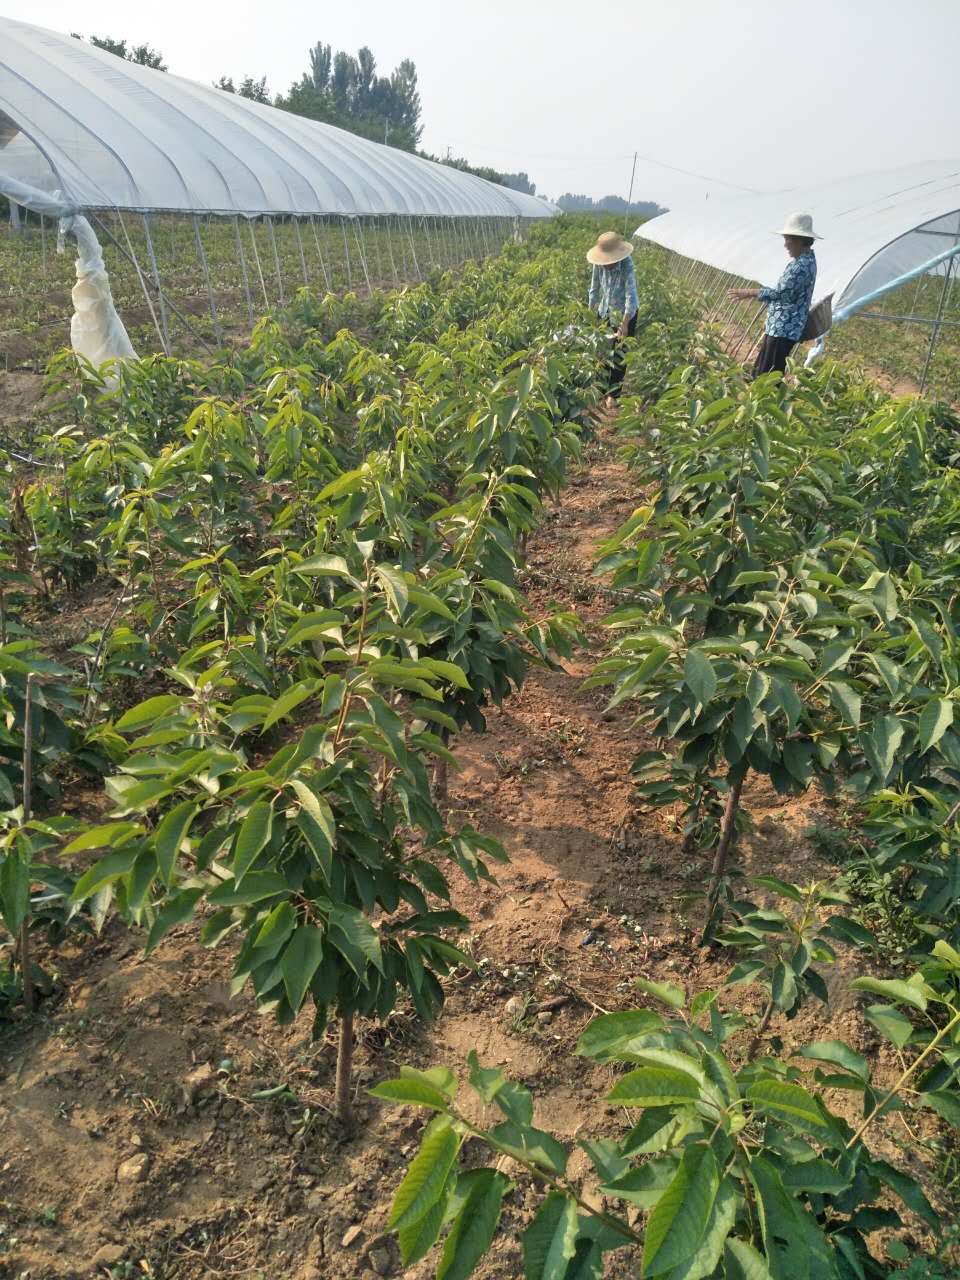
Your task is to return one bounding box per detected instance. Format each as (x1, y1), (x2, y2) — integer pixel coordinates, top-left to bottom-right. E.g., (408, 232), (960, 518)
(4, 0), (957, 204)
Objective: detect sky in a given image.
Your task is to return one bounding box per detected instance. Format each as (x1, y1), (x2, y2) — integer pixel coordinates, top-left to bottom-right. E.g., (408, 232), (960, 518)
(3, 0), (958, 206)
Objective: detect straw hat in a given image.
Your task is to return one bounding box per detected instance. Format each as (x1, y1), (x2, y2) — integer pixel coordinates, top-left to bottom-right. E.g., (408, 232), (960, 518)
(774, 212), (822, 240)
(587, 230), (634, 266)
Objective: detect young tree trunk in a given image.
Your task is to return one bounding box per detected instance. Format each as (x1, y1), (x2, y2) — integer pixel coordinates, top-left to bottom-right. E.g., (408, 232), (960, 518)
(702, 774), (744, 945)
(334, 1012), (354, 1124)
(19, 673), (35, 1011)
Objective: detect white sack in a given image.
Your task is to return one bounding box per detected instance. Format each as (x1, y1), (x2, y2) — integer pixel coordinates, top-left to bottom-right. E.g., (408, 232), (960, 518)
(61, 215), (137, 367)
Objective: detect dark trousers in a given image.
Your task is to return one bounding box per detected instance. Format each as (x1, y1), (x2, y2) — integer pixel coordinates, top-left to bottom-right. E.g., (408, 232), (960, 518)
(753, 334), (795, 378)
(607, 311), (638, 395)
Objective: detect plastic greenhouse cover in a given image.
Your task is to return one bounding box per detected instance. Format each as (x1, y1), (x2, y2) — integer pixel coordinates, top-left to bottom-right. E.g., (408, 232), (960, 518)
(634, 161), (960, 314)
(0, 17), (556, 221)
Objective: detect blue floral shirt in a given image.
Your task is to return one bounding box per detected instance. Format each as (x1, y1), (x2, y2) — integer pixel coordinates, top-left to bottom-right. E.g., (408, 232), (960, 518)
(758, 250), (817, 340)
(588, 257), (639, 320)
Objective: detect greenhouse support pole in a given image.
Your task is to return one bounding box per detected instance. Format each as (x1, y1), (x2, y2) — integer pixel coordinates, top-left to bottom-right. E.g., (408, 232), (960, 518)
(247, 221), (270, 309)
(40, 214), (47, 277)
(293, 218), (310, 288)
(352, 220), (373, 294)
(340, 217), (353, 289)
(369, 215), (385, 285)
(113, 211), (166, 354)
(920, 256), (956, 394)
(309, 217), (332, 291)
(806, 238), (960, 367)
(141, 214), (172, 354)
(405, 218), (421, 280)
(384, 216), (400, 286)
(732, 304), (766, 359)
(395, 215), (409, 280)
(266, 216), (285, 306)
(313, 217), (335, 293)
(105, 212), (214, 355)
(233, 216), (256, 325)
(193, 215), (223, 343)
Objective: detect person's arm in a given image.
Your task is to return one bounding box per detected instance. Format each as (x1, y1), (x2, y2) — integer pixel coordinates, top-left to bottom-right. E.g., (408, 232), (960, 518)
(730, 258), (799, 304)
(588, 264), (601, 311)
(757, 257), (803, 304)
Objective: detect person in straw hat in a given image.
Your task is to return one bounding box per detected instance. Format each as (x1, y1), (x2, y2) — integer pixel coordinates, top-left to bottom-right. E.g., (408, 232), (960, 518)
(587, 230), (639, 400)
(728, 212), (820, 377)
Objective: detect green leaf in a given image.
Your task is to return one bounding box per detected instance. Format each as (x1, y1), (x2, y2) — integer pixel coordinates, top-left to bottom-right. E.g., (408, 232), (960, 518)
(0, 852), (30, 934)
(207, 871), (286, 906)
(918, 698), (954, 754)
(872, 1159), (938, 1231)
(922, 1089), (960, 1126)
(232, 801), (273, 885)
(864, 1003), (914, 1048)
(606, 1067), (702, 1107)
(770, 962), (797, 1012)
(154, 801), (198, 886)
(466, 1051), (533, 1125)
(262, 680), (319, 731)
(71, 845), (141, 902)
(437, 1169), (511, 1280)
(281, 925), (324, 1013)
(850, 976), (927, 1011)
(145, 886), (204, 955)
(797, 1040), (869, 1083)
(659, 1176), (737, 1280)
(329, 904), (383, 974)
(828, 680), (861, 728)
(861, 715), (904, 784)
(371, 1077), (451, 1112)
(61, 821), (142, 855)
(684, 650), (717, 708)
(747, 1079), (826, 1132)
(724, 1238), (774, 1280)
(389, 1116), (461, 1232)
(114, 694), (182, 732)
(522, 1193), (579, 1280)
(575, 1010), (664, 1062)
(643, 1145), (719, 1275)
(636, 978), (686, 1010)
(397, 1175), (453, 1267)
(490, 1121), (569, 1175)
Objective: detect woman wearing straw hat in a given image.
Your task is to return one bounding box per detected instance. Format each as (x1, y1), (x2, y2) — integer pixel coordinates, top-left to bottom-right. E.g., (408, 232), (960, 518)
(729, 212), (820, 377)
(587, 230), (639, 400)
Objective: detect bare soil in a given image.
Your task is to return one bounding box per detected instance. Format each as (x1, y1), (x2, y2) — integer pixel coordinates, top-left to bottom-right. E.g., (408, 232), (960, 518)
(0, 420), (946, 1280)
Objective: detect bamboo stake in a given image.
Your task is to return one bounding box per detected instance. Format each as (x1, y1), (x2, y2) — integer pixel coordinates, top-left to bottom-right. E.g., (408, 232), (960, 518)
(19, 673), (35, 1011)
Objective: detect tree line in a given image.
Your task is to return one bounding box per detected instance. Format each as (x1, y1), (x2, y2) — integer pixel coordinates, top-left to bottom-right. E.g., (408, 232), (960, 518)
(61, 35), (658, 208)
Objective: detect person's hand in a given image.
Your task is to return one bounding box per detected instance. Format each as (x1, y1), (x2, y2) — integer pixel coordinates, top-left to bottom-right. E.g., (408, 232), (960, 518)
(619, 315), (630, 337)
(728, 288), (755, 302)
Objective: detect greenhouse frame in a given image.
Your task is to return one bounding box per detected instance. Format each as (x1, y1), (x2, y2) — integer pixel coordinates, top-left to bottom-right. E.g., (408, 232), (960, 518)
(0, 16), (555, 363)
(635, 161), (960, 395)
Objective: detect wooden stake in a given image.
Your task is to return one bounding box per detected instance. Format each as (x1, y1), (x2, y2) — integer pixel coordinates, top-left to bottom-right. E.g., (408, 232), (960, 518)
(19, 673), (35, 1011)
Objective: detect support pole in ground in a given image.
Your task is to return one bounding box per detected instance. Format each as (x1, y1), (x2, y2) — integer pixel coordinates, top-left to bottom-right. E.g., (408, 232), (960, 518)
(109, 213), (175, 354)
(353, 220), (373, 295)
(920, 255), (957, 395)
(293, 218), (310, 288)
(340, 217), (353, 290)
(384, 215), (400, 286)
(247, 221), (270, 309)
(309, 217), (332, 292)
(233, 216), (256, 325)
(18, 673), (35, 1012)
(266, 216), (285, 306)
(732, 304), (766, 360)
(369, 215), (385, 286)
(405, 217), (421, 280)
(142, 214), (172, 353)
(623, 151), (638, 237)
(40, 214), (47, 277)
(193, 215), (223, 343)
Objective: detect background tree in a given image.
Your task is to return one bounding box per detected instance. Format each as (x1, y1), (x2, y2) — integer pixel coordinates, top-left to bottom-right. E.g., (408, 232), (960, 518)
(71, 34), (167, 71)
(557, 192), (666, 219)
(217, 75), (271, 103)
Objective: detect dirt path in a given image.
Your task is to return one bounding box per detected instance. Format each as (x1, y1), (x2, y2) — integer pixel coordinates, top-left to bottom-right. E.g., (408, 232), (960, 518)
(0, 424), (911, 1280)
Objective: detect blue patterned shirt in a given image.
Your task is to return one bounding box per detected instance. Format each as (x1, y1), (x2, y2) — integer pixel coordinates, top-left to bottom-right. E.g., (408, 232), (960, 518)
(588, 258), (639, 320)
(758, 250), (817, 340)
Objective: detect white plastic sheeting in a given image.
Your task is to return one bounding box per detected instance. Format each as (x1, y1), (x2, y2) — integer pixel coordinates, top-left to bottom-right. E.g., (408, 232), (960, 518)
(634, 162), (960, 313)
(60, 216), (137, 369)
(0, 16), (554, 221)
